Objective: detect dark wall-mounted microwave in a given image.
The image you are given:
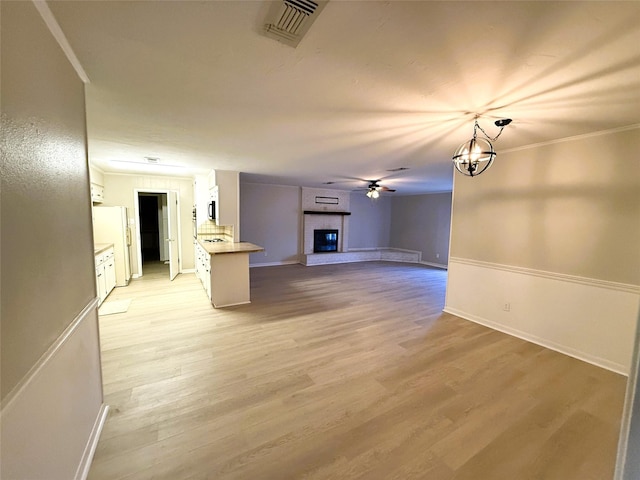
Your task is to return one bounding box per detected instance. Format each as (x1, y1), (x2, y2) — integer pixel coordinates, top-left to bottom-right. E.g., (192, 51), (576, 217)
(208, 201), (216, 221)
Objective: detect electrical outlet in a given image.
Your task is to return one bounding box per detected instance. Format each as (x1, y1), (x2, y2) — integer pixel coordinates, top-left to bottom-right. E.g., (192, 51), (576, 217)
(436, 253), (440, 259)
(503, 303), (511, 312)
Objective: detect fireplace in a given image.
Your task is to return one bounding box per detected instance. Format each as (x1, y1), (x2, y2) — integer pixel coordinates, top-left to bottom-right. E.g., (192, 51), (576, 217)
(314, 229), (338, 253)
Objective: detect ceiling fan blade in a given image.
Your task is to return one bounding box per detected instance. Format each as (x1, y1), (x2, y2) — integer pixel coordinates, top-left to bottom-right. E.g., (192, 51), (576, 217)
(380, 186), (396, 192)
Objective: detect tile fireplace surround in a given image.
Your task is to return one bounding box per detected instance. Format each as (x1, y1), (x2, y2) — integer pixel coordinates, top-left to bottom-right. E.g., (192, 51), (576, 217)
(301, 188), (351, 255)
(303, 213), (350, 254)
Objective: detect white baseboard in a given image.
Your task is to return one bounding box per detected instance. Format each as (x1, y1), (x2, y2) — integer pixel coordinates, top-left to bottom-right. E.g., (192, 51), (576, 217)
(446, 257), (639, 375)
(75, 404), (109, 480)
(420, 260), (448, 269)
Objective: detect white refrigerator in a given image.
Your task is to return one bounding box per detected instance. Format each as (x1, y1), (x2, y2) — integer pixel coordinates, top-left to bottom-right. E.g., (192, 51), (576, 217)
(93, 206), (132, 286)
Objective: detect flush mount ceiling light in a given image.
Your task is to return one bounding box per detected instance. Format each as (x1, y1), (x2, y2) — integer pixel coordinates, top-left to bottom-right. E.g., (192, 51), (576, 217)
(108, 158), (185, 172)
(452, 117), (512, 177)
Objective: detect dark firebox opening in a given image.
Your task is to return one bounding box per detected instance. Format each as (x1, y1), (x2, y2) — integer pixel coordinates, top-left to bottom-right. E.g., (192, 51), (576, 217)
(314, 229), (338, 253)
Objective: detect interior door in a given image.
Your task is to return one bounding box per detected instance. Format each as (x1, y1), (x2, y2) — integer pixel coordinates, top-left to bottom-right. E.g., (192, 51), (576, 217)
(168, 191), (180, 281)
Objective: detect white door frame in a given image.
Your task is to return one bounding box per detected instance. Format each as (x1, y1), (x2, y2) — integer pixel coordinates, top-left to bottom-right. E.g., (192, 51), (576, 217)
(133, 189), (182, 277)
(167, 191), (180, 281)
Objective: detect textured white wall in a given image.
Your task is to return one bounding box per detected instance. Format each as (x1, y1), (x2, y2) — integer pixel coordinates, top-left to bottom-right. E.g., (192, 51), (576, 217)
(301, 187), (351, 212)
(349, 193), (391, 249)
(390, 193), (452, 266)
(1, 2), (104, 478)
(240, 183), (301, 265)
(1, 0), (97, 396)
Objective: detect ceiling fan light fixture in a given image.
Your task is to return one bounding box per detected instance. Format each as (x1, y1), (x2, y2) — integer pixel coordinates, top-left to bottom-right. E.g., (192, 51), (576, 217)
(366, 188), (380, 199)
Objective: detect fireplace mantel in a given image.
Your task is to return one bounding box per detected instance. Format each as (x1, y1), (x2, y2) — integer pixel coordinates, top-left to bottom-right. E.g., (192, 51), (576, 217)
(303, 211), (351, 216)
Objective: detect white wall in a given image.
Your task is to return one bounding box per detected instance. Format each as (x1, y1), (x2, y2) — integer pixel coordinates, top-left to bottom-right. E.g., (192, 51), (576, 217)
(89, 165), (105, 186)
(240, 183), (301, 265)
(102, 173), (195, 275)
(1, 2), (106, 478)
(349, 193), (391, 249)
(390, 192), (452, 267)
(446, 127), (640, 373)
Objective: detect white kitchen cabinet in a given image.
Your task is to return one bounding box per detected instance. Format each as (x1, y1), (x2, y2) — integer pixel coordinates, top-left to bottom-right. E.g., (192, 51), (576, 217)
(204, 259), (211, 300)
(210, 186), (219, 220)
(194, 241), (212, 301)
(96, 266), (107, 304)
(104, 251), (117, 293)
(95, 246), (116, 305)
(207, 170), (217, 189)
(194, 175), (211, 228)
(213, 170), (239, 241)
(194, 242), (201, 279)
(90, 183), (104, 203)
(194, 241), (203, 282)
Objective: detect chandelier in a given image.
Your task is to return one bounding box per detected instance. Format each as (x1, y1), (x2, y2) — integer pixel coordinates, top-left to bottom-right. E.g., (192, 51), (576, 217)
(452, 117), (512, 177)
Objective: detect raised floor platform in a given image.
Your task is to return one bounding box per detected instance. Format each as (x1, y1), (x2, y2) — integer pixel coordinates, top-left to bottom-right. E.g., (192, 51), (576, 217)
(303, 248), (422, 266)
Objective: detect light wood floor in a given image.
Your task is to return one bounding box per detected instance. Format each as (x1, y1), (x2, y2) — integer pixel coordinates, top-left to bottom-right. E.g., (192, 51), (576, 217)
(90, 262), (627, 480)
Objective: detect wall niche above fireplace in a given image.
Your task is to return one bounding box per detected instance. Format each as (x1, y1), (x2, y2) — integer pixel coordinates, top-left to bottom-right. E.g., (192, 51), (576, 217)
(303, 210), (351, 216)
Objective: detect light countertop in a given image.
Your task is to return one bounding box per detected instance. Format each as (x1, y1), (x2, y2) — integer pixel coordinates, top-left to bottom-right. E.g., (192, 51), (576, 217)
(94, 243), (114, 255)
(198, 239), (264, 255)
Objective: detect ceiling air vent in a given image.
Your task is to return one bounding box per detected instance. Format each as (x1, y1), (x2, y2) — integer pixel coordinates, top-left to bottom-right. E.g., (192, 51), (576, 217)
(263, 0), (328, 48)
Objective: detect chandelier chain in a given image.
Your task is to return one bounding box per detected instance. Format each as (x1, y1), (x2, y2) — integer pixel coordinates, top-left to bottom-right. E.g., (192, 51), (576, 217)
(474, 119), (505, 142)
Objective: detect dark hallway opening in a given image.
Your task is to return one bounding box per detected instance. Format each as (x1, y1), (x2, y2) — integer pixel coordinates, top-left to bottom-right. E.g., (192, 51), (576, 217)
(139, 195), (160, 263)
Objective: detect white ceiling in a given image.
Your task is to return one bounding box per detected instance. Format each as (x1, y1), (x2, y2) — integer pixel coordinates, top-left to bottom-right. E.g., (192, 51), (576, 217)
(49, 1), (640, 194)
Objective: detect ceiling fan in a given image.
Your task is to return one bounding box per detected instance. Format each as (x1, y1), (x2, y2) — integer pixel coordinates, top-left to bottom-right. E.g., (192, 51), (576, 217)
(324, 168), (407, 198)
(363, 180), (395, 199)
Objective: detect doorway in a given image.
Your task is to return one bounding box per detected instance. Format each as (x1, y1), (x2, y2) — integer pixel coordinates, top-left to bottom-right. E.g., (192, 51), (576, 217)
(134, 189), (181, 280)
(138, 193), (166, 265)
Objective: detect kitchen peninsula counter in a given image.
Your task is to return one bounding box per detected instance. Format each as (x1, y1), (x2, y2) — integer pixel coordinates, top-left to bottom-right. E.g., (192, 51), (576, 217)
(94, 243), (114, 255)
(195, 240), (264, 308)
(198, 240), (263, 255)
